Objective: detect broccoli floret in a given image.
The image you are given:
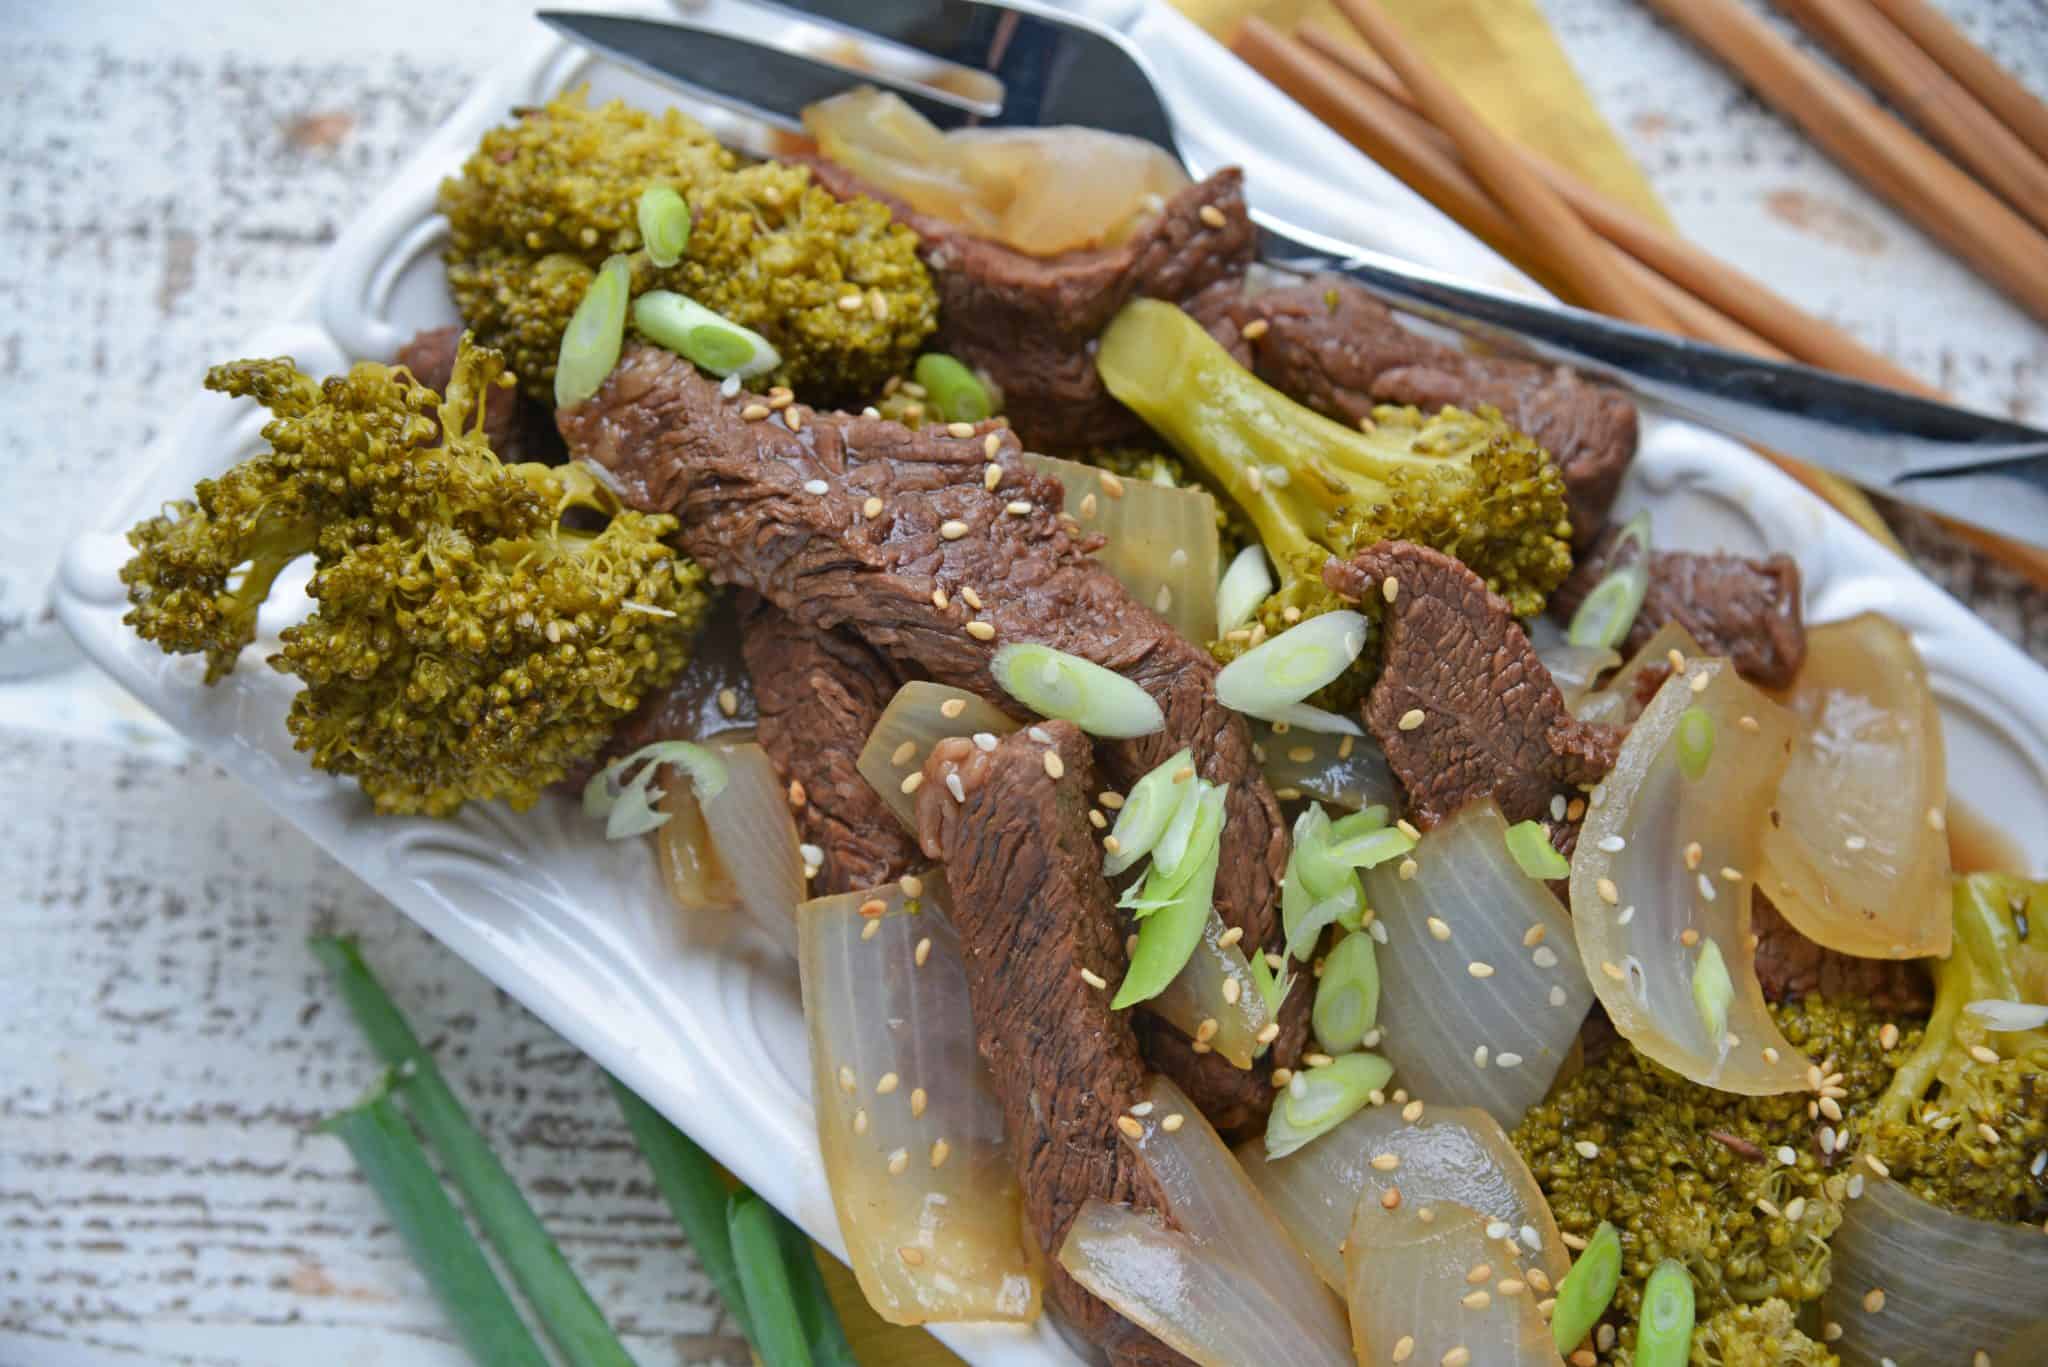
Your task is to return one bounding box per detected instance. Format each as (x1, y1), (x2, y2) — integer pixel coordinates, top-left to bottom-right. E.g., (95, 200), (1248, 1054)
(1514, 1000), (1905, 1344)
(121, 336), (710, 816)
(1868, 874), (2047, 1226)
(441, 89), (937, 405)
(1683, 1300), (1837, 1366)
(1095, 298), (1573, 697)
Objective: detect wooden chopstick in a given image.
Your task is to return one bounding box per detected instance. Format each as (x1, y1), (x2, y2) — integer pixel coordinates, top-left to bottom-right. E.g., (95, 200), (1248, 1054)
(1777, 0), (2048, 238)
(1295, 20), (1938, 399)
(1862, 0), (2048, 166)
(1640, 0), (2048, 326)
(1325, 0), (1684, 332)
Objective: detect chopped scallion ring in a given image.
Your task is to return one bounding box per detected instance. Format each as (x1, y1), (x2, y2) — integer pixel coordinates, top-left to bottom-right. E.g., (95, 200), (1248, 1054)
(1215, 611), (1368, 722)
(1566, 512), (1652, 649)
(633, 290), (781, 379)
(1504, 820), (1571, 881)
(1104, 747), (1196, 877)
(584, 740), (730, 840)
(1551, 1221), (1622, 1355)
(554, 253), (632, 408)
(991, 642), (1165, 739)
(1262, 1052), (1391, 1159)
(1634, 1259), (1696, 1367)
(1311, 930), (1379, 1054)
(913, 353), (992, 423)
(636, 185), (691, 268)
(1215, 544), (1273, 635)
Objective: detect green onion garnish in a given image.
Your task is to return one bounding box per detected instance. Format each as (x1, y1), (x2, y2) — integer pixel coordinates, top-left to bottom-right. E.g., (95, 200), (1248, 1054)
(1249, 942), (1291, 1016)
(1504, 819), (1571, 880)
(1262, 1052), (1392, 1159)
(634, 290), (782, 379)
(637, 185), (692, 267)
(1312, 929), (1379, 1053)
(311, 938), (631, 1367)
(1692, 937), (1733, 1047)
(1215, 543), (1274, 635)
(1148, 778), (1227, 891)
(1115, 826), (1222, 1009)
(1214, 610), (1368, 722)
(1103, 747), (1197, 877)
(320, 1080), (552, 1367)
(991, 641), (1165, 739)
(584, 740), (729, 840)
(1551, 1220), (1622, 1354)
(555, 253), (632, 408)
(913, 352), (992, 423)
(1566, 512), (1652, 649)
(1634, 1259), (1696, 1367)
(1676, 704), (1715, 780)
(727, 1192), (817, 1367)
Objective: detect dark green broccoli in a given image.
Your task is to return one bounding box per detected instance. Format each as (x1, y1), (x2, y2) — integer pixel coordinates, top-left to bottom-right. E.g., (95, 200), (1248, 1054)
(122, 336), (710, 816)
(441, 89), (937, 405)
(1514, 999), (1906, 1359)
(1868, 874), (2047, 1227)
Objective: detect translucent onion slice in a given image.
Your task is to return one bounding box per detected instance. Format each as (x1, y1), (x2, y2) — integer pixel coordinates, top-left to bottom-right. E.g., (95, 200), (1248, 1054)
(657, 776), (738, 915)
(797, 874), (1041, 1325)
(1571, 621), (1704, 726)
(1757, 612), (1953, 960)
(1238, 1102), (1569, 1293)
(991, 641), (1164, 739)
(701, 741), (808, 960)
(1150, 907), (1274, 1069)
(1359, 801), (1594, 1127)
(1256, 722), (1400, 810)
(1571, 660), (1811, 1094)
(1057, 1075), (1352, 1366)
(1346, 1201), (1566, 1367)
(1534, 641), (1621, 711)
(1216, 543), (1273, 635)
(1024, 453), (1219, 644)
(1215, 612), (1369, 722)
(1263, 700), (1365, 736)
(855, 682), (1017, 830)
(1821, 1171), (2048, 1367)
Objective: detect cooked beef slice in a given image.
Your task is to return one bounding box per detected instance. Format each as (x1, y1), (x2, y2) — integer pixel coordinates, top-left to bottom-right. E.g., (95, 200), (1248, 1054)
(915, 723), (1190, 1367)
(1327, 542), (1623, 845)
(1752, 893), (1933, 1015)
(805, 160), (1254, 451)
(738, 593), (920, 897)
(560, 344), (1305, 1120)
(396, 325), (565, 465)
(1551, 525), (1807, 688)
(1195, 278), (1636, 546)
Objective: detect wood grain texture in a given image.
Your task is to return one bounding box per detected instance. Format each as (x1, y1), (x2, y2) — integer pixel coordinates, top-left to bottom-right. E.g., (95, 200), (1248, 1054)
(1, 3), (2045, 1365)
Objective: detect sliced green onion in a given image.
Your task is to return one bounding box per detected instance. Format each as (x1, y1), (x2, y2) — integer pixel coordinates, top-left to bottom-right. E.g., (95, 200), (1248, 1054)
(990, 641), (1165, 739)
(1149, 778), (1226, 891)
(583, 740), (730, 840)
(727, 1192), (816, 1367)
(1263, 700), (1366, 736)
(1551, 1220), (1621, 1354)
(1504, 820), (1571, 881)
(1104, 747), (1196, 877)
(1215, 611), (1368, 721)
(320, 1080), (551, 1367)
(1288, 805), (1352, 899)
(914, 352), (993, 423)
(1249, 943), (1292, 1016)
(1323, 819), (1412, 871)
(311, 938), (627, 1367)
(1635, 1259), (1696, 1367)
(1114, 837), (1220, 1009)
(1285, 881), (1364, 962)
(1566, 512), (1651, 649)
(1312, 930), (1379, 1054)
(634, 290), (781, 379)
(1215, 544), (1273, 635)
(637, 185), (692, 268)
(1676, 704), (1715, 780)
(1691, 937), (1733, 1048)
(1262, 1052), (1392, 1159)
(555, 253), (632, 408)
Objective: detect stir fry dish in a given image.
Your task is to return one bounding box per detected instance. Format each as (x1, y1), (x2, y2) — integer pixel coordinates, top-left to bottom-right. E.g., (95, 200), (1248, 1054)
(123, 86), (2045, 1366)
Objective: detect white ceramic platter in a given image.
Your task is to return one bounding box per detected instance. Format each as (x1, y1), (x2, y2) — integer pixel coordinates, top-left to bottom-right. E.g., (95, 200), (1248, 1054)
(51, 3), (2048, 1363)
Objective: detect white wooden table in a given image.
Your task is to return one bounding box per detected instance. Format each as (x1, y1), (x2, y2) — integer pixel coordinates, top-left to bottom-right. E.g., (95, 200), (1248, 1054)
(2, 3), (2042, 1364)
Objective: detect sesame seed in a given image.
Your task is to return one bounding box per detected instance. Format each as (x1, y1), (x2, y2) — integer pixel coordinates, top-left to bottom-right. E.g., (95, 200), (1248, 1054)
(1402, 1099), (1425, 1122)
(1245, 464), (1263, 493)
(1596, 1325), (1616, 1352)
(1219, 978), (1242, 1007)
(910, 1088), (927, 1117)
(1551, 794), (1568, 821)
(1533, 946), (1559, 968)
(1598, 834), (1626, 853)
(1927, 806), (1946, 832)
(1527, 1268), (1553, 1294)
(1763, 1046), (1781, 1063)
(1163, 1113), (1186, 1132)
(1461, 1290), (1491, 1310)
(1473, 1045), (1490, 1068)
(786, 408), (804, 433)
(1100, 472), (1126, 498)
(966, 621), (996, 641)
(1784, 1196), (1807, 1222)
(861, 919), (881, 941)
(945, 772), (967, 803)
(717, 687), (739, 717)
(1380, 1187), (1402, 1210)
(932, 587), (951, 610)
(1680, 928), (1700, 947)
(1690, 670), (1710, 693)
(1575, 1140), (1600, 1159)
(1255, 1022), (1281, 1045)
(1596, 877), (1620, 905)
(940, 519), (969, 540)
(1005, 499), (1032, 516)
(839, 1066), (857, 1093)
(888, 1148), (910, 1175)
(1499, 1278), (1526, 1295)
(1397, 818), (1422, 840)
(1398, 858), (1419, 881)
(1684, 841), (1704, 870)
(1079, 492), (1098, 519)
(1088, 808), (1108, 829)
(1398, 708), (1426, 731)
(741, 403), (770, 421)
(1198, 203), (1227, 228)
(1879, 1022), (1900, 1049)
(1392, 1335), (1415, 1363)
(1443, 1347), (1471, 1367)
(1865, 1153), (1892, 1177)
(1698, 872), (1718, 902)
(853, 1108), (868, 1134)
(1498, 1052), (1524, 1068)
(1970, 1044), (2001, 1065)
(1467, 959), (1495, 979)
(1721, 865), (1744, 883)
(1549, 985), (1567, 1006)
(1116, 1116), (1144, 1139)
(915, 937), (931, 967)
(876, 1072), (900, 1095)
(1271, 1068), (1293, 1088)
(1776, 1145), (1797, 1166)
(1043, 750), (1065, 780)
(899, 1245), (925, 1265)
(960, 586), (984, 610)
(1218, 925), (1245, 948)
(789, 779), (808, 808)
(802, 478), (829, 496)
(1600, 960), (1624, 981)
(1979, 1122), (2003, 1145)
(799, 843), (825, 868)
(860, 898), (888, 919)
(1103, 836), (1123, 855)
(1077, 966), (1109, 990)
(1863, 1287), (1886, 1313)
(1427, 916), (1453, 941)
(1667, 647), (1687, 672)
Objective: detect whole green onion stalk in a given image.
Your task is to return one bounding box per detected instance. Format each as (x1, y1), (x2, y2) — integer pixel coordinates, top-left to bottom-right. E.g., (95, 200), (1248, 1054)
(728, 1192), (816, 1367)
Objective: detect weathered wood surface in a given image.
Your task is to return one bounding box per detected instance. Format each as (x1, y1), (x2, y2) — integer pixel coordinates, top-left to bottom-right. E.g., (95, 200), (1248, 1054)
(1, 2), (2043, 1364)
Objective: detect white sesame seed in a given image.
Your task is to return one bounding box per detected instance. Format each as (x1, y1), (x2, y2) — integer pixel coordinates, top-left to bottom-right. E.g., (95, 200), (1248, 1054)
(853, 1108), (868, 1134)
(1549, 985), (1568, 1006)
(1468, 961), (1495, 979)
(1044, 750), (1065, 780)
(1698, 871), (1719, 901)
(718, 687), (740, 717)
(1427, 916), (1453, 941)
(1370, 921), (1391, 944)
(1970, 1043), (2001, 1065)
(887, 1148), (910, 1175)
(1617, 905), (1636, 926)
(861, 919), (881, 940)
(915, 937), (931, 967)
(972, 731), (999, 752)
(1473, 1045), (1490, 1068)
(946, 773), (966, 803)
(960, 586), (984, 610)
(1598, 834), (1626, 853)
(946, 420), (975, 439)
(802, 478), (829, 496)
(940, 519), (969, 540)
(966, 620), (996, 641)
(1777, 1145), (1797, 1166)
(1392, 1336), (1415, 1363)
(1927, 806), (1946, 832)
(1005, 499), (1032, 516)
(910, 1088), (927, 1117)
(1596, 877), (1620, 905)
(1498, 1052), (1524, 1068)
(741, 403), (770, 421)
(1198, 203), (1227, 228)
(1574, 1140), (1599, 1159)
(1398, 708), (1426, 731)
(1398, 859), (1418, 881)
(1116, 1116), (1144, 1139)
(1461, 1290), (1491, 1310)
(1550, 794), (1567, 821)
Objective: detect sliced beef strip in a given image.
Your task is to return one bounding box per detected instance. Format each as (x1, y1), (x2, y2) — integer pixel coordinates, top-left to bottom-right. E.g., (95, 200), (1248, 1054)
(1752, 893), (1933, 1015)
(562, 346), (1306, 1122)
(1327, 542), (1623, 850)
(915, 723), (1191, 1367)
(738, 593), (922, 897)
(1551, 525), (1807, 688)
(1195, 278), (1637, 547)
(805, 160), (1255, 451)
(396, 325), (565, 466)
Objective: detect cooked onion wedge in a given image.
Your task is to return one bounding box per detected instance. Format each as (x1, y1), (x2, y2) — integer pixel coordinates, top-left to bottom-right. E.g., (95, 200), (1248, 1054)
(1572, 621), (1703, 726)
(856, 682), (1018, 829)
(1346, 1200), (1565, 1367)
(1571, 660), (1810, 1094)
(699, 741), (807, 958)
(797, 874), (1040, 1325)
(1024, 454), (1220, 644)
(1758, 613), (1952, 960)
(1239, 1101), (1569, 1293)
(1359, 801), (1594, 1126)
(1149, 908), (1273, 1069)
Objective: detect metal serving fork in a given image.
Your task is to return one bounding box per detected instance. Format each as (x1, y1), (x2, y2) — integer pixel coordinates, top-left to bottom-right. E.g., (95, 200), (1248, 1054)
(540, 0), (2048, 552)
